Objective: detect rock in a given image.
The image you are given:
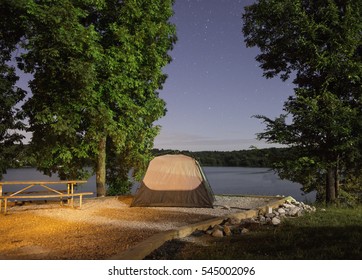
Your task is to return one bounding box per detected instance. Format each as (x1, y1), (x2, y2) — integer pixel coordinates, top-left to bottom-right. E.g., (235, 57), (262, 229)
(227, 217), (241, 225)
(206, 229), (213, 235)
(193, 198), (316, 238)
(213, 224), (223, 230)
(241, 228), (249, 234)
(272, 217), (281, 225)
(283, 209), (290, 215)
(293, 201), (302, 207)
(258, 215), (266, 223)
(265, 213), (275, 219)
(244, 218), (257, 223)
(211, 228), (224, 238)
(223, 225), (232, 236)
(289, 206), (301, 216)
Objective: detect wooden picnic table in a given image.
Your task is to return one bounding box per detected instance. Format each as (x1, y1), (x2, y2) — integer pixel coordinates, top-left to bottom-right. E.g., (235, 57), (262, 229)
(0, 180), (92, 214)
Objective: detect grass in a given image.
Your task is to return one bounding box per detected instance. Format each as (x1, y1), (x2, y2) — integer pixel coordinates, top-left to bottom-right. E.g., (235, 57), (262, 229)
(150, 206), (362, 260)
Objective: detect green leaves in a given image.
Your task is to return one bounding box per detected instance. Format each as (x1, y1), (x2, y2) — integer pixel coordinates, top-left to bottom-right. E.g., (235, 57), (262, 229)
(0, 0), (28, 179)
(244, 0), (362, 203)
(2, 0), (176, 193)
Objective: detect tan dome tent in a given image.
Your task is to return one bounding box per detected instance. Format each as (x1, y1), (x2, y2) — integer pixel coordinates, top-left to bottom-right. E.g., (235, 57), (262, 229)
(131, 154), (215, 208)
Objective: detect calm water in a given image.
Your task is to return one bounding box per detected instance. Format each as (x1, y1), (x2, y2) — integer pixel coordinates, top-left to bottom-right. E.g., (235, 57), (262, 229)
(204, 167), (315, 202)
(2, 167), (316, 202)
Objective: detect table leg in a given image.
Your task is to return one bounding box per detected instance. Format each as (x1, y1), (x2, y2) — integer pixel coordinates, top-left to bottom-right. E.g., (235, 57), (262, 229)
(71, 183), (74, 207)
(4, 198), (7, 215)
(0, 184), (3, 213)
(67, 183), (70, 205)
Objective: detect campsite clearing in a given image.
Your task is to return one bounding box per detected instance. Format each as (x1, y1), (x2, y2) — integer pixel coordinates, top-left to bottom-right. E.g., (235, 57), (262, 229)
(0, 195), (279, 260)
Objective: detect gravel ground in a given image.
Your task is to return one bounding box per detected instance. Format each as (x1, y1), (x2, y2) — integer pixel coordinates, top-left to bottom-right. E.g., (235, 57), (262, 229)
(0, 195), (278, 260)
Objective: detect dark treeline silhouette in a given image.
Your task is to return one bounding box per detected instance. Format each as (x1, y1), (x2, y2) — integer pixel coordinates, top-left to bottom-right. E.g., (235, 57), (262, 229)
(153, 148), (289, 167)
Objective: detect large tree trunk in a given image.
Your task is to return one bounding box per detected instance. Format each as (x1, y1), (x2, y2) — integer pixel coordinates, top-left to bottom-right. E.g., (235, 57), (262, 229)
(96, 137), (107, 197)
(326, 168), (336, 204)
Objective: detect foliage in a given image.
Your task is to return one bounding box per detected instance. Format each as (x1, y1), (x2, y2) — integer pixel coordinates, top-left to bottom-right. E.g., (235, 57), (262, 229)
(4, 0), (176, 194)
(87, 0), (176, 195)
(106, 176), (132, 196)
(19, 0), (101, 180)
(243, 0), (362, 203)
(0, 0), (27, 179)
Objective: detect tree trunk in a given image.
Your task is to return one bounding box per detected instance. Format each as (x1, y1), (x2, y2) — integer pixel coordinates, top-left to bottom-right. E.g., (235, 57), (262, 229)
(326, 168), (336, 204)
(96, 137), (107, 197)
(334, 168), (339, 199)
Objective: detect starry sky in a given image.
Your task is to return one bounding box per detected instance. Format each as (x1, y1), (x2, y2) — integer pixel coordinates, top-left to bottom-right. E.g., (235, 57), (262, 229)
(153, 0), (294, 151)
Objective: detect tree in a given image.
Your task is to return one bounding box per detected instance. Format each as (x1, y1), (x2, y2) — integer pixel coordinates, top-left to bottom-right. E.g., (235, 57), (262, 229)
(13, 0), (176, 195)
(0, 0), (27, 179)
(85, 0), (176, 195)
(20, 0), (102, 181)
(243, 0), (362, 203)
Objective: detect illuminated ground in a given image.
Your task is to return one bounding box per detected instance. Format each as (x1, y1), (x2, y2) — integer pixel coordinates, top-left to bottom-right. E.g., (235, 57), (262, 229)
(0, 196), (277, 259)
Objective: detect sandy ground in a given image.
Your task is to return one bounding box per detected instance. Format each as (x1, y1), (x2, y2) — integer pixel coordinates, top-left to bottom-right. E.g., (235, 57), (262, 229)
(0, 195), (278, 260)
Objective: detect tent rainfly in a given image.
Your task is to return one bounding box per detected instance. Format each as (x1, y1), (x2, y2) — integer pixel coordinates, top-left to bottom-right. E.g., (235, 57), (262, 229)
(131, 154), (215, 208)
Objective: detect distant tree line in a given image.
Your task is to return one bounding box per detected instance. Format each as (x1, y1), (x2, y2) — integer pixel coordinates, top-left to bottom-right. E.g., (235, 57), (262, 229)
(152, 148), (289, 168)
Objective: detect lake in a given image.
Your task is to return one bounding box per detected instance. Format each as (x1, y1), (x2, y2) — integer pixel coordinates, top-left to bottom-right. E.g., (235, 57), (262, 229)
(2, 167), (316, 202)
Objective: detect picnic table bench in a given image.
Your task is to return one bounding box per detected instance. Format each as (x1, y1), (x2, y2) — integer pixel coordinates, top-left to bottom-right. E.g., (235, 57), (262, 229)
(0, 180), (93, 214)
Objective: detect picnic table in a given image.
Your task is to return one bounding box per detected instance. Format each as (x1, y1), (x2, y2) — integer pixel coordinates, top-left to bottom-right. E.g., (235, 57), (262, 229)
(0, 180), (93, 214)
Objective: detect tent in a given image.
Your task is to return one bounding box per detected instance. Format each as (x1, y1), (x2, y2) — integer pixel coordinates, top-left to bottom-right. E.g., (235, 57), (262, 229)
(131, 154), (215, 208)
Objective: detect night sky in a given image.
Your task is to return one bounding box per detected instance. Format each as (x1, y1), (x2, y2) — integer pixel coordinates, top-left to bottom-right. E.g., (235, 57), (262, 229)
(153, 0), (294, 151)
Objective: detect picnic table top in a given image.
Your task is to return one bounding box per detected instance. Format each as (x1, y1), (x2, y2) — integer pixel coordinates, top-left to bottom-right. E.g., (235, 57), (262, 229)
(0, 180), (87, 185)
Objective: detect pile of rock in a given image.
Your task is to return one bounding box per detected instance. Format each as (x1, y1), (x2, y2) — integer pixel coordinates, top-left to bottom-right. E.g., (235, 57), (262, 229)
(258, 199), (317, 226)
(201, 199), (317, 238)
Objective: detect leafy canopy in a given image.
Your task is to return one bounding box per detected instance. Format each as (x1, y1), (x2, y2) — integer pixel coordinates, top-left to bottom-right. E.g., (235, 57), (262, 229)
(243, 0), (362, 203)
(3, 0), (176, 195)
(0, 0), (28, 178)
